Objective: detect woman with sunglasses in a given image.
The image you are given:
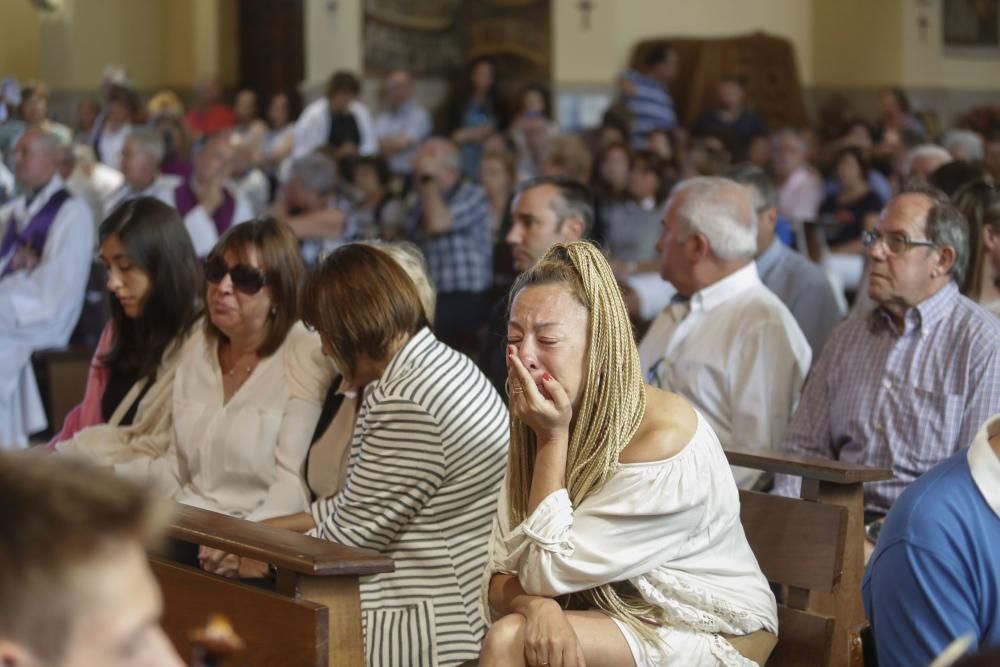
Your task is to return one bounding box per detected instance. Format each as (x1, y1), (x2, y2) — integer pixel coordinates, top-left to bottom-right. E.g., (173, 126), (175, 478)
(53, 197), (201, 488)
(172, 217), (335, 524)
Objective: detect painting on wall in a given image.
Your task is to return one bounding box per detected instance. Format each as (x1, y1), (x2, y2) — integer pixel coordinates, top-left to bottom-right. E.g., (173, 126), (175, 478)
(363, 0), (551, 84)
(943, 0), (1000, 49)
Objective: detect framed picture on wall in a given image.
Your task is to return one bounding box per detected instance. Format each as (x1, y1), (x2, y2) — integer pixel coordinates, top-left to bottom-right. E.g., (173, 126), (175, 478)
(943, 0), (1000, 50)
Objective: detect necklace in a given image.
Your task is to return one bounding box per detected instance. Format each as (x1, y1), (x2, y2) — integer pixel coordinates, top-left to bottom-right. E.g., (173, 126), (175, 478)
(221, 344), (259, 378)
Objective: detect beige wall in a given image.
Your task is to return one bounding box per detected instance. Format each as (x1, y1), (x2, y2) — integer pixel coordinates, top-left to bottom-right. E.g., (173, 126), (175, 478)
(811, 0), (904, 87)
(554, 0), (815, 85)
(902, 0), (1000, 91)
(304, 0), (362, 92)
(0, 0), (41, 82)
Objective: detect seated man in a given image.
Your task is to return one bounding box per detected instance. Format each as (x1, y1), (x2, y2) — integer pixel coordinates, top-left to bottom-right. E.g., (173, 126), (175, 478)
(0, 451), (182, 666)
(479, 175), (591, 398)
(373, 69), (431, 178)
(692, 76), (767, 160)
(0, 129), (93, 447)
(103, 127), (180, 215)
(637, 176), (811, 488)
(774, 190), (1000, 528)
(409, 137), (492, 352)
(269, 152), (351, 267)
(725, 164), (844, 356)
(167, 132), (252, 257)
(863, 415), (1000, 666)
(292, 70), (377, 162)
(771, 128), (823, 223)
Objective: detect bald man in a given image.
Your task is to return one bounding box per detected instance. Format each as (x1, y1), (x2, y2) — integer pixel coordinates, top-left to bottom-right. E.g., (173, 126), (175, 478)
(638, 176), (811, 488)
(0, 128), (94, 447)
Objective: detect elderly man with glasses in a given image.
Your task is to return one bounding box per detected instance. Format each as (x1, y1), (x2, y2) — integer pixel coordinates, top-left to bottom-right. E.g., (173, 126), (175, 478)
(774, 188), (1000, 558)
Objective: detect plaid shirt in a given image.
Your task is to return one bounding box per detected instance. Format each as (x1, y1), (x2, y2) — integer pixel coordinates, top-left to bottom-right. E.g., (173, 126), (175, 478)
(410, 180), (492, 293)
(774, 282), (1000, 515)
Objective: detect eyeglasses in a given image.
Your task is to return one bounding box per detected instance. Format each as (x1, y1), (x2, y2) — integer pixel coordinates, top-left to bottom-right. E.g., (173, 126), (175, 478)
(861, 229), (936, 255)
(204, 256), (267, 295)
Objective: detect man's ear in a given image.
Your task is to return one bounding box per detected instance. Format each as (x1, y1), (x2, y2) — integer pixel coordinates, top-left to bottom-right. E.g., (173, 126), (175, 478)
(689, 231), (712, 263)
(562, 216), (585, 242)
(935, 244), (957, 278)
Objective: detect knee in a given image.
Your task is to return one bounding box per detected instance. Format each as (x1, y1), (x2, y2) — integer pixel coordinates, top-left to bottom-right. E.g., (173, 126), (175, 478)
(480, 613), (525, 665)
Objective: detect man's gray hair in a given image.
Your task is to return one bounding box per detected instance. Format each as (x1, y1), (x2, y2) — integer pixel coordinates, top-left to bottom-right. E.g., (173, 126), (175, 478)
(290, 152), (336, 194)
(126, 127), (165, 164)
(903, 144), (953, 177)
(925, 201), (970, 286)
(941, 129), (984, 162)
(722, 164), (777, 213)
(27, 129), (63, 155)
(515, 175), (595, 236)
(672, 176), (758, 260)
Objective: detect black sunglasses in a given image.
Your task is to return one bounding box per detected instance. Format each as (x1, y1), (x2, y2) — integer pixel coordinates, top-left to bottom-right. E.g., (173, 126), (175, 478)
(204, 256), (267, 295)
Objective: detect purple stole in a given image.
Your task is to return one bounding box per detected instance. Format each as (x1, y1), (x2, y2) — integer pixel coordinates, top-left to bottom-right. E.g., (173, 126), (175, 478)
(173, 182), (236, 238)
(0, 188), (71, 278)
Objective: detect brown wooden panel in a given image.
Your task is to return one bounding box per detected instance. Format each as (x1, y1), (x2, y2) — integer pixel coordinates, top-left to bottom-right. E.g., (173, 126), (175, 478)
(769, 606), (835, 667)
(725, 448), (893, 484)
(167, 503), (393, 577)
(237, 0), (304, 102)
(739, 490), (847, 593)
(151, 557), (326, 667)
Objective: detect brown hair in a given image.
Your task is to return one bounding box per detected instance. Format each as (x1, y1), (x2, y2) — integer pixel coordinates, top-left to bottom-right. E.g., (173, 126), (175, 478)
(0, 451), (167, 662)
(302, 243), (429, 375)
(204, 217), (304, 357)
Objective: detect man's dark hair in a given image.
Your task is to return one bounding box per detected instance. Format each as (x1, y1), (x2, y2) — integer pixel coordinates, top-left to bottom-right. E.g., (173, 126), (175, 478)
(643, 44), (674, 70)
(326, 71), (361, 97)
(515, 176), (595, 236)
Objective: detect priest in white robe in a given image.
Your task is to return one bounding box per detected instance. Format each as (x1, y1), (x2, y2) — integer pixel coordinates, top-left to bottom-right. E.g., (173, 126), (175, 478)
(0, 129), (94, 447)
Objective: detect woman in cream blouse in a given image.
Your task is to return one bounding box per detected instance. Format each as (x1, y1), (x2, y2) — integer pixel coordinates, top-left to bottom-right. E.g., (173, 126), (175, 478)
(172, 217), (333, 523)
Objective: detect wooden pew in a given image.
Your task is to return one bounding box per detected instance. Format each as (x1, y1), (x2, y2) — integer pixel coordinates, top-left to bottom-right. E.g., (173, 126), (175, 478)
(152, 503), (394, 667)
(725, 448), (892, 667)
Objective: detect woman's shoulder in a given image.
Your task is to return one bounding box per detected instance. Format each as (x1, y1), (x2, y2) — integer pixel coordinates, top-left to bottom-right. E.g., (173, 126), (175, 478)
(618, 387), (699, 464)
(282, 322), (337, 402)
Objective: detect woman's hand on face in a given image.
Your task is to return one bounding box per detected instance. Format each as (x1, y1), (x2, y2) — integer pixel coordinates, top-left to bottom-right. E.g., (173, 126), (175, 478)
(522, 598), (587, 667)
(507, 345), (572, 444)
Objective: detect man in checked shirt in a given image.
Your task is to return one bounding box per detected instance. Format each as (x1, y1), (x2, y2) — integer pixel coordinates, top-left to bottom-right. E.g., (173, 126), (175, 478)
(773, 187), (1000, 559)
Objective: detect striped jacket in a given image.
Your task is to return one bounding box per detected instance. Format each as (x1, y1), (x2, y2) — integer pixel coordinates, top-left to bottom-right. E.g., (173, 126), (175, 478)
(311, 327), (509, 666)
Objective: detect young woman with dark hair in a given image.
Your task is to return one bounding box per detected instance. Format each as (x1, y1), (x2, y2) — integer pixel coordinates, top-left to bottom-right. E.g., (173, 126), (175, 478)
(52, 197), (202, 487)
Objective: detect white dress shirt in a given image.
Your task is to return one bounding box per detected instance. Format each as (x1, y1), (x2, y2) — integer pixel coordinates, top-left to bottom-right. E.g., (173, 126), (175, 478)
(172, 322), (332, 520)
(0, 175), (94, 447)
(174, 184), (253, 258)
(97, 123), (132, 171)
(102, 173), (180, 218)
(637, 262), (811, 488)
(292, 98), (378, 161)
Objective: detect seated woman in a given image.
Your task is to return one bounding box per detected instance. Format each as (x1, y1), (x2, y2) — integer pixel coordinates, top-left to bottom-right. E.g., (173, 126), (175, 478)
(173, 217), (333, 521)
(204, 243), (509, 666)
(606, 149), (671, 278)
(53, 197), (201, 489)
(480, 242), (778, 667)
(302, 240), (437, 502)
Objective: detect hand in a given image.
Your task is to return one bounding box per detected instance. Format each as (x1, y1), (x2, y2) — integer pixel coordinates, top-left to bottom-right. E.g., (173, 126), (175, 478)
(522, 598), (587, 667)
(198, 546), (240, 578)
(507, 345), (572, 443)
(10, 245), (39, 272)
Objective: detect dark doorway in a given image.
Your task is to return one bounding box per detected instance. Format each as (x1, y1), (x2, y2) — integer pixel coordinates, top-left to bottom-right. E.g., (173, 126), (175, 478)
(238, 0), (305, 114)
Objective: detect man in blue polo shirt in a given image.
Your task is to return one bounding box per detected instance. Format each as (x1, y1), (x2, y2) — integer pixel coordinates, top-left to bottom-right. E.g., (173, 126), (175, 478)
(863, 415), (1000, 666)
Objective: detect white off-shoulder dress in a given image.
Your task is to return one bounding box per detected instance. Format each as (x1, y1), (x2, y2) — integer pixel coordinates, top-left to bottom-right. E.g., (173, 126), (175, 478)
(481, 410), (778, 666)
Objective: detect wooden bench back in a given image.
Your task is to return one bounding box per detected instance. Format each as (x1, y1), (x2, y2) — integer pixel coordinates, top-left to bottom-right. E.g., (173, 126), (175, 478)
(152, 558), (328, 666)
(739, 489), (845, 666)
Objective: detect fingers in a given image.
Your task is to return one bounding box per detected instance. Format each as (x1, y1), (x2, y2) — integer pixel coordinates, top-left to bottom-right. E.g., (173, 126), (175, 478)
(540, 373), (571, 412)
(507, 347), (544, 403)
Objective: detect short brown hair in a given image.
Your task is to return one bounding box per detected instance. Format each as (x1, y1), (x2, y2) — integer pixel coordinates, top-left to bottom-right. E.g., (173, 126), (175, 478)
(302, 243), (429, 375)
(0, 452), (166, 662)
(204, 218), (304, 357)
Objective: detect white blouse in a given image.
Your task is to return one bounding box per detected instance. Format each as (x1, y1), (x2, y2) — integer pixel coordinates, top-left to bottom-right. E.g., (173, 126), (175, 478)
(172, 322), (333, 521)
(482, 410), (778, 653)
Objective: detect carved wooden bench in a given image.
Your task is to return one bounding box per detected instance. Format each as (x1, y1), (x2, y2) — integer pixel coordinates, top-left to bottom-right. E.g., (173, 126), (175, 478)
(725, 449), (892, 667)
(152, 503), (394, 666)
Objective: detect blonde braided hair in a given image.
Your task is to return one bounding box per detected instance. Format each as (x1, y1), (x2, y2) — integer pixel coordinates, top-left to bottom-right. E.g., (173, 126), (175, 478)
(506, 241), (664, 646)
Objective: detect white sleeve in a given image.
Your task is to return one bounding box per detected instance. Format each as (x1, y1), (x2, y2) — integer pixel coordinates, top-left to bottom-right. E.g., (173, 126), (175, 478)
(182, 207), (218, 257)
(0, 197), (93, 333)
(495, 467), (712, 597)
(114, 446), (182, 498)
(292, 100), (328, 160)
(232, 189), (254, 225)
(727, 316), (811, 486)
(352, 103), (378, 156)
